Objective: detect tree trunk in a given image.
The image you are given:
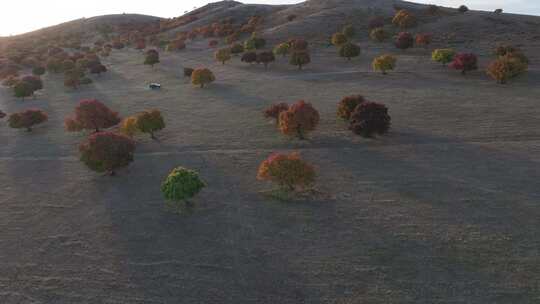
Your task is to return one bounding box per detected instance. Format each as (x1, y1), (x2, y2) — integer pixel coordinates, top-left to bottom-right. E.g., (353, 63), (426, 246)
(297, 126), (304, 140)
(150, 131), (156, 140)
(200, 83), (204, 88)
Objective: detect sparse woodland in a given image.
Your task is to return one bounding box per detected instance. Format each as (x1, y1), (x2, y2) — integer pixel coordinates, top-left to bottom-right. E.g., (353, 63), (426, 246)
(0, 2), (538, 301)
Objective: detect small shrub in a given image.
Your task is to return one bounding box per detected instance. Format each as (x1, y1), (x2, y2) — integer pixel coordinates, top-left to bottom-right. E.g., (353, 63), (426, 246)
(161, 167), (206, 211)
(339, 42), (361, 60)
(46, 58), (63, 73)
(257, 51), (276, 69)
(8, 109), (48, 131)
(331, 32), (348, 46)
(450, 53), (478, 75)
(264, 102), (289, 123)
(287, 15), (297, 22)
(80, 77), (93, 85)
(370, 28), (388, 42)
(184, 67), (194, 77)
(65, 99), (121, 133)
(372, 55), (396, 75)
(214, 48), (231, 65)
(395, 32), (414, 50)
(166, 39), (186, 52)
(273, 43), (290, 58)
(337, 95), (365, 120)
(494, 9), (503, 14)
(278, 100), (319, 139)
(135, 109), (165, 139)
(458, 5), (469, 13)
(289, 51), (311, 70)
(432, 48), (456, 65)
(241, 52), (258, 64)
(79, 132), (136, 176)
(191, 68), (215, 88)
(349, 102), (391, 137)
(257, 152), (315, 192)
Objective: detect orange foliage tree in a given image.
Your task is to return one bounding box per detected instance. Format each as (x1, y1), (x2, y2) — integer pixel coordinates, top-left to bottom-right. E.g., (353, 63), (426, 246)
(278, 100), (320, 139)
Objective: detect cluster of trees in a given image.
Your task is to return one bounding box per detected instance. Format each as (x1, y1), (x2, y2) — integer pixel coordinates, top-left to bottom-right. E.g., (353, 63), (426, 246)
(337, 95), (391, 137)
(6, 109), (48, 131)
(264, 100), (320, 140)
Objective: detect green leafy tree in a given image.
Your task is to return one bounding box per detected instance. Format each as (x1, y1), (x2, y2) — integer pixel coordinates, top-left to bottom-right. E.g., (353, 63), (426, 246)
(161, 167), (206, 212)
(135, 109), (165, 139)
(339, 42), (361, 60)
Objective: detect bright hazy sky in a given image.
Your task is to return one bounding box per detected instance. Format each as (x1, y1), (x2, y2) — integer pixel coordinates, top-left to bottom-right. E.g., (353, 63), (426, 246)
(0, 0), (538, 36)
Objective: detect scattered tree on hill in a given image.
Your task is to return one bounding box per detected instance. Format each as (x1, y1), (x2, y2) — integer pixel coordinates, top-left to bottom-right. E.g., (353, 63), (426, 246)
(289, 51), (311, 70)
(458, 5), (469, 13)
(32, 66), (46, 76)
(370, 28), (388, 42)
(487, 54), (527, 84)
(331, 32), (348, 47)
(214, 48), (232, 65)
(337, 95), (365, 120)
(46, 58), (63, 73)
(264, 102), (289, 124)
(244, 34), (266, 50)
(392, 10), (417, 28)
(415, 33), (432, 48)
(257, 152), (316, 192)
(8, 109), (48, 131)
(135, 109), (165, 139)
(241, 52), (258, 64)
(339, 42), (361, 60)
(21, 75), (43, 95)
(167, 39), (186, 52)
(372, 55), (396, 75)
(191, 68), (215, 88)
(135, 39), (146, 50)
(13, 81), (34, 100)
(257, 51), (276, 69)
(79, 132), (135, 176)
(278, 100), (319, 140)
(65, 99), (121, 133)
(289, 39), (309, 51)
(395, 32), (414, 50)
(349, 102), (391, 137)
(432, 48), (456, 66)
(144, 50), (160, 68)
(450, 53), (478, 75)
(64, 69), (81, 89)
(161, 167), (206, 212)
(230, 43), (244, 56)
(273, 42), (290, 58)
(63, 59), (75, 71)
(494, 8), (503, 14)
(427, 5), (440, 15)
